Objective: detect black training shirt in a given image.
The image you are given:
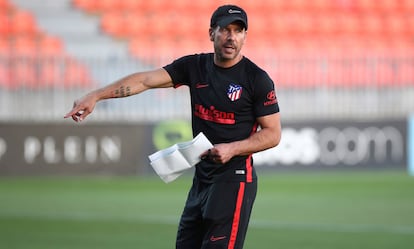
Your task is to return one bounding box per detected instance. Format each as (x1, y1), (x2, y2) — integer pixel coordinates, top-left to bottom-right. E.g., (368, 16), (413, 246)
(163, 53), (279, 182)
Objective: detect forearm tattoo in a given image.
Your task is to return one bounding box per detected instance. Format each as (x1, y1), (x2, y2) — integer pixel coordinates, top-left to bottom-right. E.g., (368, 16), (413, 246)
(114, 85), (131, 97)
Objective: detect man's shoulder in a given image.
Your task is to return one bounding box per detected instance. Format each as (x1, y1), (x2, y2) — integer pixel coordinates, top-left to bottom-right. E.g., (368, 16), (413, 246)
(241, 56), (270, 79)
(181, 53), (213, 60)
(170, 53), (213, 66)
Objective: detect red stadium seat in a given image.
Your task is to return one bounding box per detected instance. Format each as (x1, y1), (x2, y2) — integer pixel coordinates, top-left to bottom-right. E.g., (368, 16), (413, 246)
(100, 12), (126, 38)
(119, 0), (144, 11)
(38, 35), (64, 57)
(0, 0), (13, 11)
(384, 14), (408, 37)
(70, 0), (414, 88)
(396, 62), (414, 85)
(0, 37), (9, 56)
(72, 0), (98, 13)
(0, 13), (11, 37)
(10, 59), (37, 88)
(10, 10), (38, 37)
(12, 36), (37, 58)
(0, 59), (11, 88)
(402, 0), (414, 12)
(64, 59), (93, 88)
(95, 0), (122, 12)
(123, 14), (149, 36)
(38, 59), (61, 87)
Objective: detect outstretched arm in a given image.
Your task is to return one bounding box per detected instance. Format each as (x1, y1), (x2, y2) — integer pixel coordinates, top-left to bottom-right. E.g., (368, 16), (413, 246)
(202, 112), (281, 164)
(64, 68), (173, 122)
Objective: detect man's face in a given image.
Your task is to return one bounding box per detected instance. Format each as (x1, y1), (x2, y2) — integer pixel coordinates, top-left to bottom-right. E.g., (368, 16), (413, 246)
(210, 23), (247, 63)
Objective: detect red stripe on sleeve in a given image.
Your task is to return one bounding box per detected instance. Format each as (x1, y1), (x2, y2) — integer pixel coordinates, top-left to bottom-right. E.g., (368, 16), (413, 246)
(228, 182), (245, 249)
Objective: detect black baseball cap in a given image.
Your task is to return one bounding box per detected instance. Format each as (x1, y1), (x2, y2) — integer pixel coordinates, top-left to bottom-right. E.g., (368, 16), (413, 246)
(210, 5), (248, 30)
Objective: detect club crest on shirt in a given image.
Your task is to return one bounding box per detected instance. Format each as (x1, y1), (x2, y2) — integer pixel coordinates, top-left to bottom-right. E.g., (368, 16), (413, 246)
(227, 83), (242, 101)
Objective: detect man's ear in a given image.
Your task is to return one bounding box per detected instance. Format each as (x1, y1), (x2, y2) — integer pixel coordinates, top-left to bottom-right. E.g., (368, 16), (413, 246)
(209, 28), (214, 41)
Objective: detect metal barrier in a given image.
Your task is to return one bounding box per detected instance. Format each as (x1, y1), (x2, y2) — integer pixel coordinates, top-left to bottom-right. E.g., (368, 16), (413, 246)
(0, 56), (413, 122)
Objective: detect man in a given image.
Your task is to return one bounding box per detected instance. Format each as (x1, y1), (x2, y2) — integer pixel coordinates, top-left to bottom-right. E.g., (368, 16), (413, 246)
(65, 4), (281, 249)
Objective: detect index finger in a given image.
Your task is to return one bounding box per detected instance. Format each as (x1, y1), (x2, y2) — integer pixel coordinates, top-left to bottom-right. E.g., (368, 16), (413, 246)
(64, 106), (82, 119)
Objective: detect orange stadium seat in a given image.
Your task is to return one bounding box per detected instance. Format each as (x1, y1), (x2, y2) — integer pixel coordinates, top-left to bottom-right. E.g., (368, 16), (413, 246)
(0, 13), (11, 37)
(72, 0), (98, 13)
(64, 59), (93, 88)
(38, 35), (64, 57)
(0, 0), (12, 10)
(12, 36), (38, 58)
(0, 63), (11, 88)
(124, 13), (151, 37)
(100, 12), (126, 38)
(407, 15), (414, 36)
(120, 0), (145, 11)
(396, 62), (414, 85)
(0, 38), (9, 56)
(141, 0), (176, 12)
(0, 37), (11, 87)
(384, 14), (409, 36)
(71, 0), (414, 88)
(95, 0), (122, 12)
(312, 0), (335, 11)
(360, 14), (384, 36)
(11, 60), (37, 88)
(38, 60), (61, 87)
(402, 0), (414, 12)
(10, 10), (38, 37)
(0, 3), (96, 89)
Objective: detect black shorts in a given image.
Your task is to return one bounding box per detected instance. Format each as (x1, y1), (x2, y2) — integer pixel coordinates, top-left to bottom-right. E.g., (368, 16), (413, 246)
(176, 177), (257, 249)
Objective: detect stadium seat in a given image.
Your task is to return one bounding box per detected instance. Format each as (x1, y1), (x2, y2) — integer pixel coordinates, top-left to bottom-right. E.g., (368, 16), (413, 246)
(0, 58), (11, 88)
(72, 0), (98, 13)
(0, 13), (11, 37)
(10, 10), (38, 37)
(402, 0), (414, 12)
(12, 36), (38, 58)
(119, 0), (144, 11)
(312, 0), (334, 11)
(0, 37), (9, 56)
(100, 12), (126, 38)
(71, 0), (414, 88)
(396, 62), (414, 85)
(360, 14), (384, 36)
(0, 0), (12, 10)
(372, 61), (395, 86)
(0, 2), (96, 89)
(38, 35), (65, 57)
(38, 59), (62, 87)
(384, 14), (408, 36)
(95, 0), (122, 12)
(64, 59), (93, 88)
(123, 14), (148, 36)
(11, 59), (37, 88)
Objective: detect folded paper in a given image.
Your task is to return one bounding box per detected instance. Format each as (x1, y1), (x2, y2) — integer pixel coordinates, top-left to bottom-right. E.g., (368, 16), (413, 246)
(148, 132), (213, 183)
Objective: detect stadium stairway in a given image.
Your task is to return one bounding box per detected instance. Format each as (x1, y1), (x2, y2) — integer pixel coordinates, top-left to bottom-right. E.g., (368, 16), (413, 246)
(10, 0), (127, 58)
(9, 0), (151, 87)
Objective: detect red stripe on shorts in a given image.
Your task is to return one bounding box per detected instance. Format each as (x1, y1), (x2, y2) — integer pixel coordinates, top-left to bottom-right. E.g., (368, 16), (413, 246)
(245, 155), (253, 183)
(228, 182), (245, 249)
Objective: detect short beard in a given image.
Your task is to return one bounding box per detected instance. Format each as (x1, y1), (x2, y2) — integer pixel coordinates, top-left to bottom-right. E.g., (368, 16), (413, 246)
(214, 44), (240, 62)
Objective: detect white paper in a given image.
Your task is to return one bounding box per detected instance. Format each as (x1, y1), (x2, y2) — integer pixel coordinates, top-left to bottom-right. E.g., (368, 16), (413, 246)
(148, 132), (213, 183)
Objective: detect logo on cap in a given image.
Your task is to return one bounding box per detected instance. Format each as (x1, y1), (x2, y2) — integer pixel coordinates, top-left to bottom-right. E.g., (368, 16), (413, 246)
(228, 9), (242, 14)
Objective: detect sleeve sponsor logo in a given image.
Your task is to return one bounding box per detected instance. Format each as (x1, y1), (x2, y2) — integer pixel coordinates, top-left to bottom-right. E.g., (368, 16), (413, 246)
(264, 90), (277, 106)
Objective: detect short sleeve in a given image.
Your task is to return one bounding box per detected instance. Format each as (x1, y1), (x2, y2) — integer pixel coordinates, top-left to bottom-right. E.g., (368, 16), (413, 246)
(253, 71), (280, 117)
(163, 55), (194, 88)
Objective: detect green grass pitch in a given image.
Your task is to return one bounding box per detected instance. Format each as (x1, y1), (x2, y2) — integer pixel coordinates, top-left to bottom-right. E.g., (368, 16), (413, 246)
(0, 170), (413, 249)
